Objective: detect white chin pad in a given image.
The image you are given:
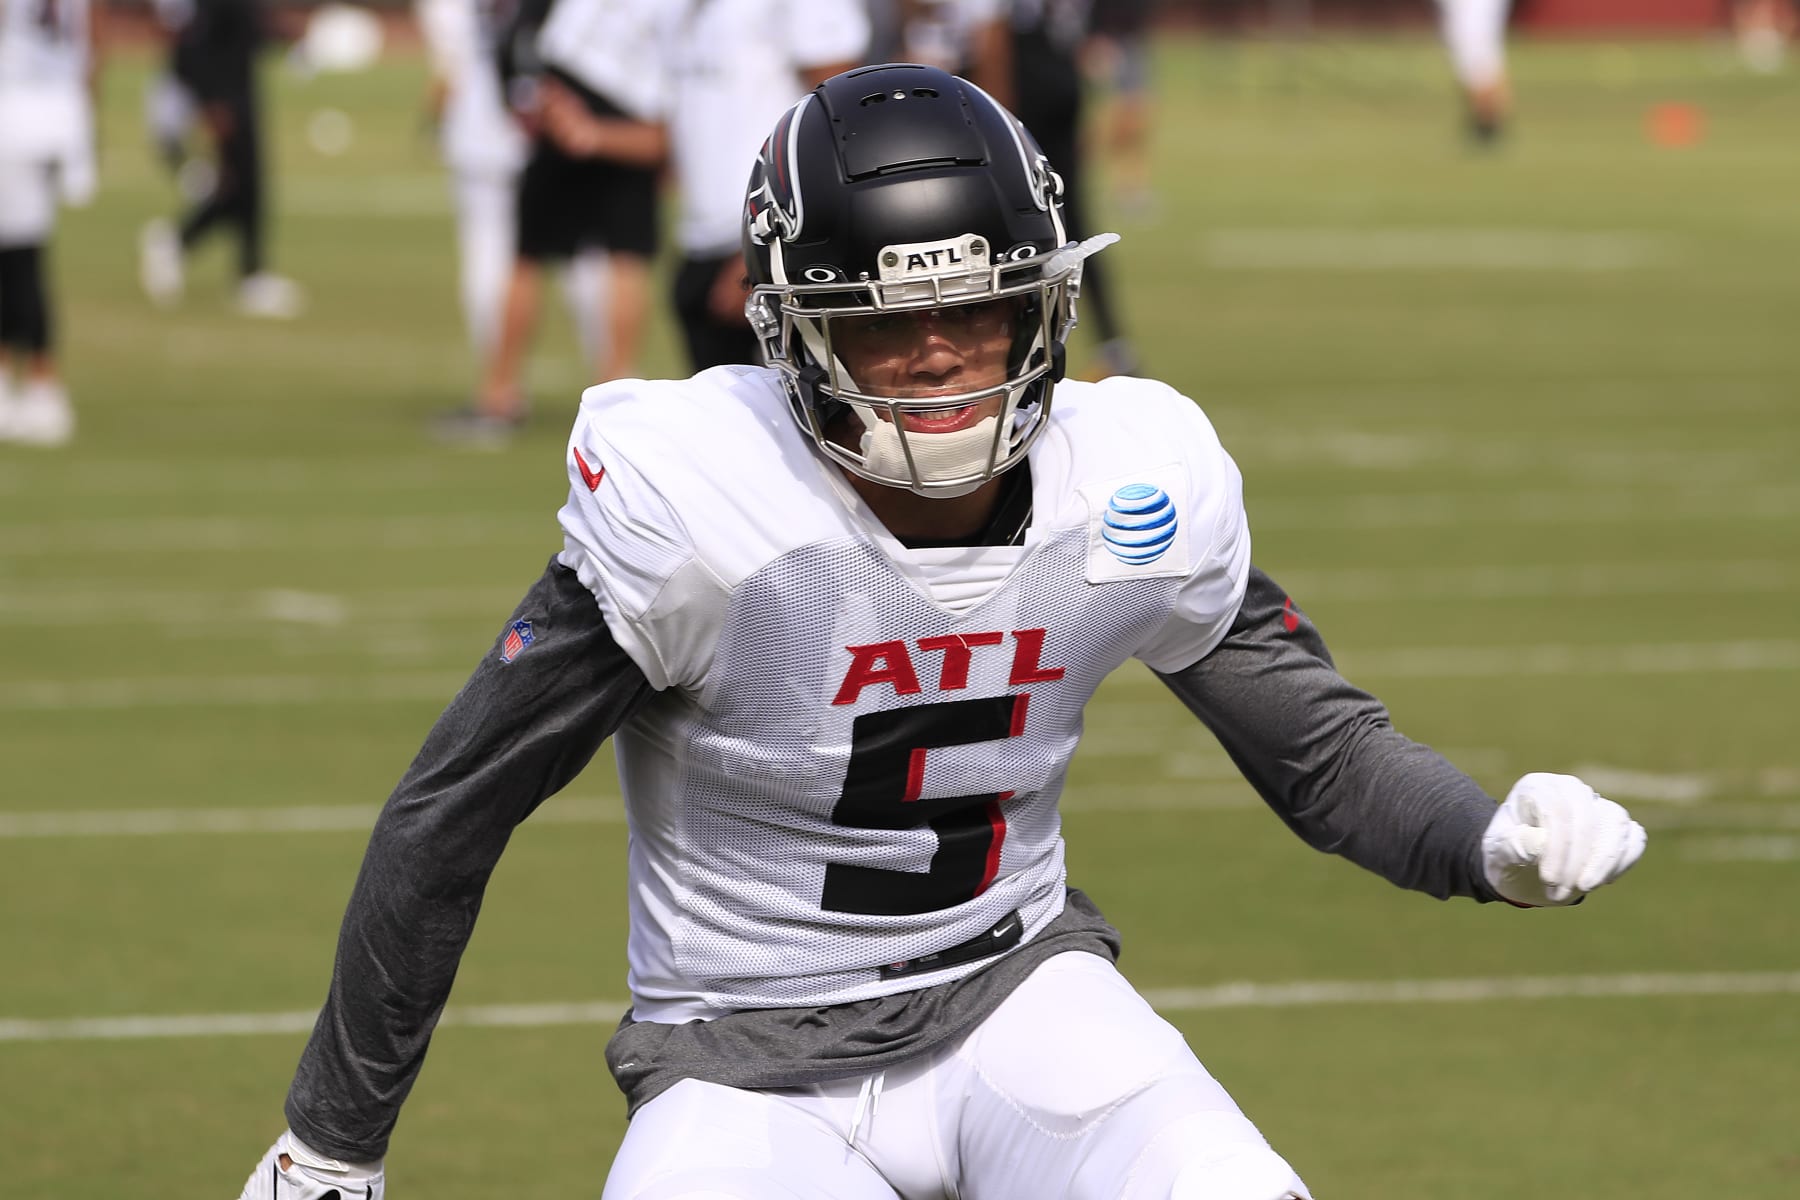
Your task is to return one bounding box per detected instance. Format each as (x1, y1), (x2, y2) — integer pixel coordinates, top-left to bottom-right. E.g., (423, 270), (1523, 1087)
(860, 411), (1000, 492)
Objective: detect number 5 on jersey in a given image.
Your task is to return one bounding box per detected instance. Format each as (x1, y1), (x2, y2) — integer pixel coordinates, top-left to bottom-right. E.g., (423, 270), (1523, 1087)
(821, 692), (1032, 916)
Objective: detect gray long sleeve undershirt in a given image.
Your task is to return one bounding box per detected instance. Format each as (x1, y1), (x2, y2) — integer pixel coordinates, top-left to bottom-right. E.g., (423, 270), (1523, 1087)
(284, 559), (1499, 1161)
(1156, 566), (1501, 901)
(285, 559), (652, 1160)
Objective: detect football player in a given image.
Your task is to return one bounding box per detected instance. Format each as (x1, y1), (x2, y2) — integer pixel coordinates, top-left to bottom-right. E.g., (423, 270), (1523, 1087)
(0, 0), (97, 446)
(234, 64), (1646, 1199)
(1434, 0), (1513, 144)
(414, 0), (608, 429)
(458, 0), (667, 439)
(137, 0), (306, 318)
(659, 0), (867, 374)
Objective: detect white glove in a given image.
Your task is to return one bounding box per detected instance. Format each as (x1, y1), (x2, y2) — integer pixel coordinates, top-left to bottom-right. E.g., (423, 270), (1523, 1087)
(1482, 773), (1648, 907)
(236, 1130), (385, 1200)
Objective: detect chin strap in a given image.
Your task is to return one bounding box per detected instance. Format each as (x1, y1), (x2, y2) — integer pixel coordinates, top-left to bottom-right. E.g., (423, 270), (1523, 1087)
(860, 413), (1001, 496)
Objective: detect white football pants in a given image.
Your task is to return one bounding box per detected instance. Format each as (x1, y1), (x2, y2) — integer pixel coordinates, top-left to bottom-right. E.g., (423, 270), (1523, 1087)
(1435, 0), (1512, 90)
(450, 169), (607, 368)
(451, 169), (518, 359)
(603, 951), (1311, 1200)
(0, 159), (56, 246)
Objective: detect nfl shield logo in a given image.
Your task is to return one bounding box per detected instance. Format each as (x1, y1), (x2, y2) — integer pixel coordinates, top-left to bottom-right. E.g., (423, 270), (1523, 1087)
(501, 619), (534, 663)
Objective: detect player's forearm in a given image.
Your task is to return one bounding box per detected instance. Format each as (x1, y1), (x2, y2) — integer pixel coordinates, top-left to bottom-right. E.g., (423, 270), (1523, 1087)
(1156, 566), (1497, 901)
(284, 559), (653, 1158)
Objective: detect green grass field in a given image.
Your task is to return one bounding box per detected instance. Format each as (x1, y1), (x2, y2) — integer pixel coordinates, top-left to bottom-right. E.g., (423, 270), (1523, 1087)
(3, 33), (1798, 1198)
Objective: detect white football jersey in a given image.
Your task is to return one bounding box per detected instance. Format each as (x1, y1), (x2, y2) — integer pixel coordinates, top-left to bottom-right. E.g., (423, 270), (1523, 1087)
(535, 0), (670, 122)
(558, 367), (1249, 1020)
(898, 0), (1007, 73)
(0, 0), (92, 176)
(0, 0), (86, 85)
(664, 0), (869, 256)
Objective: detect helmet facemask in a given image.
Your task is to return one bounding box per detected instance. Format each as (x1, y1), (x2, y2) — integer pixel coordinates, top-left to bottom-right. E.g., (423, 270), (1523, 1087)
(750, 237), (1094, 499)
(741, 63), (1117, 499)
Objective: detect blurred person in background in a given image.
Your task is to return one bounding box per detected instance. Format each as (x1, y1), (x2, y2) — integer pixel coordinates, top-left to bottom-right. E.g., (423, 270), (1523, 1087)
(450, 0), (665, 443)
(414, 0), (606, 422)
(1434, 0), (1512, 145)
(871, 0), (1012, 100)
(229, 63), (1648, 1200)
(1009, 0), (1140, 378)
(1732, 0), (1795, 73)
(1086, 0), (1156, 220)
(139, 0), (306, 318)
(881, 1), (1138, 377)
(143, 0), (209, 196)
(0, 0), (99, 446)
(659, 0), (868, 372)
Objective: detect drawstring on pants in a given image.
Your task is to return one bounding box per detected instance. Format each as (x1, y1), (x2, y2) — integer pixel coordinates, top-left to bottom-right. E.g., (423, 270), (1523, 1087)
(847, 1070), (886, 1149)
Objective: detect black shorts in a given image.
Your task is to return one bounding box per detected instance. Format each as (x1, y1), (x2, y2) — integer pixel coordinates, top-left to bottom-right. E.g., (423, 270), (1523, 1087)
(673, 254), (760, 373)
(515, 74), (659, 262)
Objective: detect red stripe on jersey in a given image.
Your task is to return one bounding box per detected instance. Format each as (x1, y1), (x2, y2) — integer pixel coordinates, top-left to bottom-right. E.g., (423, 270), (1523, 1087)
(903, 746), (927, 802)
(1009, 692), (1030, 738)
(976, 796), (1009, 895)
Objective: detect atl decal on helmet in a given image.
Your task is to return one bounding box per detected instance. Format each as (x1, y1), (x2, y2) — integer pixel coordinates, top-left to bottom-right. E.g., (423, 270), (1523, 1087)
(500, 619), (535, 663)
(1102, 484), (1178, 565)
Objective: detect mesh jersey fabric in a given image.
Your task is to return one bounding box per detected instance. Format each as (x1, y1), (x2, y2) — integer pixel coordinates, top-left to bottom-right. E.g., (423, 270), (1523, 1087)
(557, 365), (1250, 1019)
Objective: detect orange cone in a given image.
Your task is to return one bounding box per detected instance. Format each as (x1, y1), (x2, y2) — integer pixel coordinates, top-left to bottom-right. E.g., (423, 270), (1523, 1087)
(1646, 103), (1705, 148)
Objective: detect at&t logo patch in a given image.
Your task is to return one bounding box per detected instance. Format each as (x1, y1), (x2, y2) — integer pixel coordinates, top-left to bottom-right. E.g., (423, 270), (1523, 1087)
(1102, 484), (1178, 565)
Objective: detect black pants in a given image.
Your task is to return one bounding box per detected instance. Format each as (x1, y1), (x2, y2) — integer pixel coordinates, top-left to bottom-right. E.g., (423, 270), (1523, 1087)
(0, 244), (51, 355)
(1013, 33), (1124, 348)
(180, 94), (264, 278)
(674, 254), (760, 373)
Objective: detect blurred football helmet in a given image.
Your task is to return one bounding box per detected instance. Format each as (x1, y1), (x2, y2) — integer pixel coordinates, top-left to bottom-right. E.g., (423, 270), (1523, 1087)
(743, 63), (1113, 498)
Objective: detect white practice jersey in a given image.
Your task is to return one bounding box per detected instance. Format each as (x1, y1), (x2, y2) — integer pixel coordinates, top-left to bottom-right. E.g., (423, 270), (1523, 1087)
(535, 0), (669, 121)
(558, 368), (1250, 1021)
(0, 0), (86, 84)
(898, 0), (1007, 74)
(665, 0), (869, 257)
(0, 0), (92, 173)
(415, 0), (525, 176)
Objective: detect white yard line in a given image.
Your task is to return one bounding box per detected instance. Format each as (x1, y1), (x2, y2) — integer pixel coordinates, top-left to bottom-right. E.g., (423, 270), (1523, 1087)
(0, 672), (471, 711)
(1250, 486), (1800, 530)
(0, 799), (624, 838)
(1275, 560), (1800, 602)
(284, 176), (455, 219)
(1202, 228), (1670, 271)
(16, 639), (1789, 713)
(0, 587), (526, 628)
(1145, 971), (1800, 1011)
(1336, 640), (1800, 678)
(4, 971), (1794, 1045)
(1678, 836), (1800, 862)
(6, 486), (1799, 559)
(4, 562), (1795, 630)
(0, 515), (545, 556)
(6, 796), (1798, 841)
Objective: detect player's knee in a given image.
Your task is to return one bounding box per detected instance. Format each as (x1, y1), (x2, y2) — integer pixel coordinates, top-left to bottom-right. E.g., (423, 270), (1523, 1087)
(1166, 1144), (1310, 1200)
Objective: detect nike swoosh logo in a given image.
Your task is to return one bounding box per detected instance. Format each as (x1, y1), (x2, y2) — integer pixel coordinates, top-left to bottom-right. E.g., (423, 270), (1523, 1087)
(573, 447), (605, 492)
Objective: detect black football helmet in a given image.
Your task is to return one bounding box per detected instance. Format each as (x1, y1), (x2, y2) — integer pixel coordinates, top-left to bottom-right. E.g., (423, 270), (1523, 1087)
(743, 63), (1111, 497)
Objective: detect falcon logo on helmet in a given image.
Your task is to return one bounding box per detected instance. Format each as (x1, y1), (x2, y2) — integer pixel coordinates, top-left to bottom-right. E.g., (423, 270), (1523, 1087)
(743, 98), (808, 253)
